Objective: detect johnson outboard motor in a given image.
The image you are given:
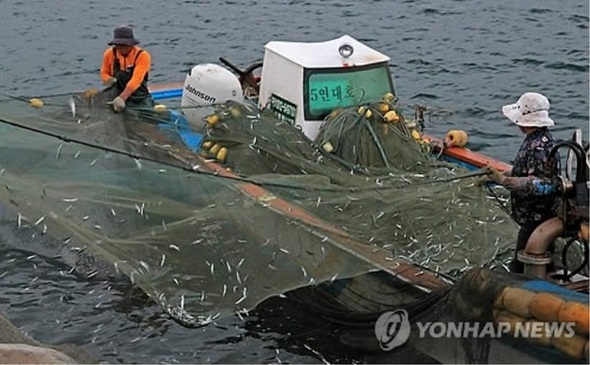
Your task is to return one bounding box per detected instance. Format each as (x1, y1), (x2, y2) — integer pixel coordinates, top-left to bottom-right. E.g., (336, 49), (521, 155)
(181, 63), (243, 124)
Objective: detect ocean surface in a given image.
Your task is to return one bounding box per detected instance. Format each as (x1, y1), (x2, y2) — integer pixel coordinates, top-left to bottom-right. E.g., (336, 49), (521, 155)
(0, 0), (588, 363)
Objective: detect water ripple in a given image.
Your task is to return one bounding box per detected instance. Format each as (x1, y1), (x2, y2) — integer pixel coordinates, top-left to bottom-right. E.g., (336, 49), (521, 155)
(546, 62), (589, 73)
(0, 0), (587, 363)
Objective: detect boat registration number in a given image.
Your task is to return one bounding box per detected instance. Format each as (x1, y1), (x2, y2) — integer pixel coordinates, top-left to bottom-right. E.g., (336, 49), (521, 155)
(270, 94), (297, 125)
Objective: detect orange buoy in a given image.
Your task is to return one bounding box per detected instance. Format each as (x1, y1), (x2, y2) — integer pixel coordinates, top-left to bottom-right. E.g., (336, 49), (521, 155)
(551, 334), (588, 360)
(502, 287), (535, 318)
(445, 130), (468, 148)
(525, 319), (552, 347)
(529, 292), (565, 322)
(494, 310), (525, 336)
(558, 301), (589, 335)
(493, 287), (507, 309)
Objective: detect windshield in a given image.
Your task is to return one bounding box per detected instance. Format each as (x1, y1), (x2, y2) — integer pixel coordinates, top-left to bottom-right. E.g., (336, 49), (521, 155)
(304, 62), (394, 120)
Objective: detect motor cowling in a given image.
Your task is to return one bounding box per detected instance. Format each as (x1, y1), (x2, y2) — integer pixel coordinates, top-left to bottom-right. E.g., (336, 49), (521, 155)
(181, 63), (243, 123)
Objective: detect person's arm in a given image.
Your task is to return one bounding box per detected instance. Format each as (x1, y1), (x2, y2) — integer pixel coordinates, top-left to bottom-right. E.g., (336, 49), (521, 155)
(501, 175), (562, 195)
(119, 49), (151, 100)
(502, 147), (559, 195)
(100, 48), (115, 84)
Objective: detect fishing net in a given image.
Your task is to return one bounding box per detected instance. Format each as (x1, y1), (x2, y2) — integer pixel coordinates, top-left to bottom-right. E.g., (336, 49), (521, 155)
(288, 267), (589, 363)
(0, 89), (518, 329)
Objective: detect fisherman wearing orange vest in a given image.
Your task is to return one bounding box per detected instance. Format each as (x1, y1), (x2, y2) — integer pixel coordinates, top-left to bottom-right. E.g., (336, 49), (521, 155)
(100, 25), (154, 113)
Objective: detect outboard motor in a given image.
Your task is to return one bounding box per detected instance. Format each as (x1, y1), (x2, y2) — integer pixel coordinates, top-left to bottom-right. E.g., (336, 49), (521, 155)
(181, 63), (243, 124)
(518, 129), (590, 280)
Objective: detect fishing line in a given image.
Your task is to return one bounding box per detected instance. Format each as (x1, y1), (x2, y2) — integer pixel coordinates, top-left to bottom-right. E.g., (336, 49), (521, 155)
(485, 184), (512, 216)
(0, 113), (480, 195)
(0, 115), (228, 176)
(0, 92), (33, 103)
(0, 91), (76, 108)
(0, 95), (493, 195)
(0, 115), (380, 193)
(428, 169), (490, 184)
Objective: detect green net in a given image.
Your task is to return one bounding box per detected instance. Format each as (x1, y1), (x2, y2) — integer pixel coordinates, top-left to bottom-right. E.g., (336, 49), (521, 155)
(0, 89), (518, 327)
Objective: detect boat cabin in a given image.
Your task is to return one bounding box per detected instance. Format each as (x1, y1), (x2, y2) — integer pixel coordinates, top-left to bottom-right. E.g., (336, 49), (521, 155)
(177, 35), (396, 141)
(258, 35), (395, 140)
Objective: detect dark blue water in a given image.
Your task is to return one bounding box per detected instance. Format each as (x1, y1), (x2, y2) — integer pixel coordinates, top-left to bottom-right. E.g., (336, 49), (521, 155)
(0, 0), (587, 363)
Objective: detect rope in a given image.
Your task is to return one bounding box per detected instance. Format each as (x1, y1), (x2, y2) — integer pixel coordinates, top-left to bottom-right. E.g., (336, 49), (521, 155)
(0, 115), (391, 193)
(0, 91), (496, 195)
(362, 110), (391, 168)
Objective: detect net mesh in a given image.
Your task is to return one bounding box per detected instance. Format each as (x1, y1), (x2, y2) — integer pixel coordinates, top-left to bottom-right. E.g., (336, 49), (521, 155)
(289, 267), (589, 363)
(0, 89), (518, 328)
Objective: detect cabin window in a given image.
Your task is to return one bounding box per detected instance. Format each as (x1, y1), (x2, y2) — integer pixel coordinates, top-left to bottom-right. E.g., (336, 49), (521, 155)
(303, 63), (394, 121)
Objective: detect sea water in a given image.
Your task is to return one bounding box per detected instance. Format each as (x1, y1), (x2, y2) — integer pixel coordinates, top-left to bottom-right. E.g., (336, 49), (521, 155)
(0, 0), (587, 363)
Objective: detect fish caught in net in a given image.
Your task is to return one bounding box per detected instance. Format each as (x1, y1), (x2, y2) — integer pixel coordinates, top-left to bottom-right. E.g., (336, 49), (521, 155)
(0, 89), (517, 330)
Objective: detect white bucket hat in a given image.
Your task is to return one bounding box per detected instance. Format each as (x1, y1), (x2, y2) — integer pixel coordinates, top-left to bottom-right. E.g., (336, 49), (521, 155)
(502, 92), (554, 127)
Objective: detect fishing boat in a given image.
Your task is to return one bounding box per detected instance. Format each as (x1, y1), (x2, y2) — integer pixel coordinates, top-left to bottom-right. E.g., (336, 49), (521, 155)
(147, 35), (589, 363)
(0, 35), (587, 363)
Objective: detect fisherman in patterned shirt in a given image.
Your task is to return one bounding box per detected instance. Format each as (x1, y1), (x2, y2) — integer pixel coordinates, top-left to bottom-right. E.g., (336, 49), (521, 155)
(480, 92), (559, 274)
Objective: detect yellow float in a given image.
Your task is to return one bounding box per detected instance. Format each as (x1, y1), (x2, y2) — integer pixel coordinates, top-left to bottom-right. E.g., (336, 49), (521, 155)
(154, 104), (167, 113)
(411, 130), (421, 141)
(381, 92), (395, 103)
(322, 141), (335, 153)
(377, 102), (389, 113)
(206, 114), (219, 126)
(445, 130), (468, 148)
(29, 98), (44, 108)
(454, 269), (588, 362)
(216, 147), (228, 163)
(209, 143), (221, 155)
(384, 110), (399, 123)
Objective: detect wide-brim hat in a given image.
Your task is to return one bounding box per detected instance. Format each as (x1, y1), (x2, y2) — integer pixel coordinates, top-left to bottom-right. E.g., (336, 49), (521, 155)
(108, 26), (140, 46)
(502, 92), (554, 128)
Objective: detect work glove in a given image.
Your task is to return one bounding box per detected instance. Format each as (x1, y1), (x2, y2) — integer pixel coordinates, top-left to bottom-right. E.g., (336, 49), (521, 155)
(476, 165), (505, 186)
(111, 96), (126, 113)
(103, 77), (117, 88)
